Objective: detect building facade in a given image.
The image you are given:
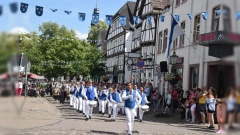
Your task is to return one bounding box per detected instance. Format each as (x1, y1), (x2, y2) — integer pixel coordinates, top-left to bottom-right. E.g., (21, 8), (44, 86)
(154, 0), (240, 97)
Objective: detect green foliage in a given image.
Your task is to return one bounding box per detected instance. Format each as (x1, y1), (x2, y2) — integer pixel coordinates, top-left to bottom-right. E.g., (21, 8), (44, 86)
(87, 20), (108, 45)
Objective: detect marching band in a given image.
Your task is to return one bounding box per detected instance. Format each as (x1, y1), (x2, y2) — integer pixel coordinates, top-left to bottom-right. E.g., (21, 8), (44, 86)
(49, 77), (151, 135)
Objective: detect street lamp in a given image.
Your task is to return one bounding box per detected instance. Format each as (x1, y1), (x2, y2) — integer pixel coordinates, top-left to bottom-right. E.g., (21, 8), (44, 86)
(169, 50), (179, 117)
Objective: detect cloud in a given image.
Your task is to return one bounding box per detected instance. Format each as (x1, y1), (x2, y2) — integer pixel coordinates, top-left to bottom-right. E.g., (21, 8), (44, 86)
(9, 27), (29, 34)
(75, 30), (88, 39)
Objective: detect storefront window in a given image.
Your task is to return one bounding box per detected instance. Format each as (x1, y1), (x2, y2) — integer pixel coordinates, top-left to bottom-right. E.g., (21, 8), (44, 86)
(190, 67), (199, 89)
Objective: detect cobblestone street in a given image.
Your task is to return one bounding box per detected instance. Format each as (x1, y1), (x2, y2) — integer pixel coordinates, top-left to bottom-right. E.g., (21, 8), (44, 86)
(0, 96), (224, 135)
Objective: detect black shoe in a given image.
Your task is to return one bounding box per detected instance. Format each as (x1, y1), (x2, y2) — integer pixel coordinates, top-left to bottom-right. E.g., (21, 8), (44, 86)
(102, 113), (104, 115)
(140, 119), (142, 122)
(83, 113), (85, 115)
(85, 118), (89, 121)
(113, 119), (116, 121)
(99, 111), (102, 114)
(89, 116), (91, 119)
(79, 111), (82, 113)
(207, 125), (215, 129)
(108, 114), (111, 118)
(76, 110), (79, 112)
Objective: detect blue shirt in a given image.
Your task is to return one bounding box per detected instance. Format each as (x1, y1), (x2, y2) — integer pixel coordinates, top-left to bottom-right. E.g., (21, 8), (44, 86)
(144, 88), (150, 96)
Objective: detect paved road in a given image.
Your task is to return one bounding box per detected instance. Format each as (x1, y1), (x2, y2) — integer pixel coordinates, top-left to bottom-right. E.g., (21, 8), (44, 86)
(0, 96), (226, 135)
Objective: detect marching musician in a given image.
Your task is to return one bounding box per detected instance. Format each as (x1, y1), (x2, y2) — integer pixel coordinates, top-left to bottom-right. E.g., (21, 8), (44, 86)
(122, 81), (141, 135)
(69, 82), (76, 107)
(133, 85), (140, 118)
(107, 88), (113, 118)
(110, 87), (122, 121)
(99, 85), (108, 115)
(82, 80), (98, 120)
(75, 82), (81, 112)
(60, 81), (67, 104)
(73, 83), (78, 110)
(78, 81), (85, 113)
(138, 87), (150, 122)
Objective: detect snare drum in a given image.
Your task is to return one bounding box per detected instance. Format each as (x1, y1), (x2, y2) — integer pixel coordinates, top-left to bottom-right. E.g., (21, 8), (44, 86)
(89, 101), (98, 107)
(141, 105), (149, 112)
(117, 102), (124, 108)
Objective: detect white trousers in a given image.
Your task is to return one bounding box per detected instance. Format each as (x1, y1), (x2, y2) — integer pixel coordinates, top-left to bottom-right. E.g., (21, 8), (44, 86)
(121, 108), (125, 114)
(85, 100), (93, 118)
(112, 103), (118, 119)
(99, 100), (107, 113)
(75, 98), (79, 110)
(82, 99), (86, 114)
(70, 94), (74, 106)
(125, 107), (136, 134)
(138, 105), (145, 120)
(78, 97), (83, 111)
(108, 102), (112, 115)
(73, 96), (77, 109)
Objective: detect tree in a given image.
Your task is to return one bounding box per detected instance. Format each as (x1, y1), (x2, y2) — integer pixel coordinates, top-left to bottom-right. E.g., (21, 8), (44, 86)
(87, 20), (108, 45)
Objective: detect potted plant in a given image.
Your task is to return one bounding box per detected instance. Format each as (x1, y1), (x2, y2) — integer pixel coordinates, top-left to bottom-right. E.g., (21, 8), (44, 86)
(165, 72), (182, 86)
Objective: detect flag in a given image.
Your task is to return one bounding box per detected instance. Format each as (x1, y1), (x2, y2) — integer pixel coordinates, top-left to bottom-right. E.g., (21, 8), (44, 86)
(235, 12), (240, 20)
(187, 13), (192, 20)
(215, 9), (220, 15)
(119, 15), (126, 26)
(64, 11), (72, 15)
(160, 15), (165, 22)
(50, 9), (57, 12)
(35, 6), (43, 16)
(0, 6), (2, 16)
(174, 15), (180, 22)
(10, 2), (18, 13)
(106, 15), (113, 25)
(20, 3), (28, 13)
(78, 13), (86, 21)
(133, 16), (139, 25)
(147, 16), (151, 25)
(165, 15), (185, 60)
(92, 14), (99, 24)
(201, 12), (208, 20)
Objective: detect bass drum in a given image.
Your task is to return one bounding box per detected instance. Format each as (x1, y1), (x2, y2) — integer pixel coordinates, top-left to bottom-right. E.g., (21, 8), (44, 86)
(141, 105), (149, 112)
(89, 101), (98, 107)
(117, 102), (124, 108)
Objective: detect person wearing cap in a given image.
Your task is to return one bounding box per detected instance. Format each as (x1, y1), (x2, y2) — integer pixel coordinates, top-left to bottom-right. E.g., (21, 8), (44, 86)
(122, 81), (141, 135)
(110, 87), (122, 121)
(99, 85), (108, 115)
(82, 80), (98, 120)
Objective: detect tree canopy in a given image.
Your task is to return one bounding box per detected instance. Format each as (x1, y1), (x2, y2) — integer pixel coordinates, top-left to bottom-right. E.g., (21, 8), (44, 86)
(87, 20), (108, 45)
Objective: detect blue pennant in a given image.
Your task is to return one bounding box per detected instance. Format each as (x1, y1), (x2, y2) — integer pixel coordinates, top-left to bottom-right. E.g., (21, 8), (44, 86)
(35, 6), (43, 16)
(187, 13), (193, 20)
(106, 15), (113, 25)
(160, 15), (165, 22)
(64, 10), (72, 15)
(133, 16), (139, 25)
(92, 14), (99, 24)
(10, 2), (18, 13)
(236, 12), (240, 20)
(50, 9), (57, 12)
(0, 6), (2, 16)
(119, 15), (126, 26)
(20, 3), (28, 13)
(201, 12), (208, 20)
(146, 16), (151, 25)
(174, 14), (180, 22)
(215, 9), (220, 15)
(78, 12), (86, 22)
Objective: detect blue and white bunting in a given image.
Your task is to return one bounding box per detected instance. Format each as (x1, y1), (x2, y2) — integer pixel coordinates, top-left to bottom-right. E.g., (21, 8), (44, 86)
(106, 15), (113, 25)
(10, 2), (18, 13)
(187, 13), (193, 20)
(215, 9), (220, 15)
(147, 16), (151, 25)
(20, 3), (28, 13)
(0, 6), (2, 16)
(174, 14), (180, 22)
(50, 9), (57, 12)
(160, 15), (165, 22)
(36, 6), (43, 16)
(92, 14), (99, 24)
(236, 12), (240, 20)
(119, 15), (126, 26)
(201, 12), (208, 20)
(64, 11), (72, 15)
(133, 16), (139, 25)
(78, 13), (86, 22)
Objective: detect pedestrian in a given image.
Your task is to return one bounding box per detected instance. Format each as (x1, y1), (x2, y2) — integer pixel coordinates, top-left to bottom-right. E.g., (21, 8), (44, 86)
(163, 90), (172, 114)
(216, 98), (226, 133)
(226, 88), (236, 130)
(18, 80), (23, 96)
(152, 88), (159, 110)
(197, 86), (207, 124)
(99, 85), (108, 115)
(190, 98), (197, 123)
(206, 87), (216, 129)
(110, 87), (122, 121)
(122, 82), (141, 135)
(138, 87), (150, 122)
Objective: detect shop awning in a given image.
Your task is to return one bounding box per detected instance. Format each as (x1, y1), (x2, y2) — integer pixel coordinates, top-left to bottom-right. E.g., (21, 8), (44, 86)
(29, 74), (45, 79)
(0, 73), (8, 79)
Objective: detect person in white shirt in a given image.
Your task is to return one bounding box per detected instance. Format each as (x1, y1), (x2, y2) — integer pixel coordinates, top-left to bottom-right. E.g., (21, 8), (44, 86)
(138, 87), (150, 122)
(82, 80), (98, 120)
(107, 88), (113, 118)
(98, 85), (108, 115)
(69, 82), (76, 107)
(110, 87), (122, 121)
(122, 82), (142, 135)
(18, 80), (23, 96)
(190, 98), (197, 123)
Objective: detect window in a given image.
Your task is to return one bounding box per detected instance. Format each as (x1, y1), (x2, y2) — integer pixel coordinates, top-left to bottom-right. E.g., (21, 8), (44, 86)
(149, 72), (151, 78)
(163, 29), (168, 52)
(158, 32), (163, 52)
(173, 38), (178, 49)
(212, 6), (220, 31)
(180, 21), (185, 46)
(176, 0), (180, 7)
(190, 67), (199, 89)
(222, 6), (231, 31)
(194, 15), (201, 42)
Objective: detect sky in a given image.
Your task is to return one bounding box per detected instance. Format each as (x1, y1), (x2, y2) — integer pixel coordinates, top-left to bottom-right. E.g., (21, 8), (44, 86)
(0, 0), (135, 39)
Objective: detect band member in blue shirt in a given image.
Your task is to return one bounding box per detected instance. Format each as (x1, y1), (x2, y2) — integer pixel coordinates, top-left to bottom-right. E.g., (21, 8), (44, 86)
(122, 82), (141, 135)
(110, 87), (122, 121)
(69, 82), (76, 107)
(99, 85), (108, 115)
(138, 87), (150, 122)
(78, 81), (85, 113)
(107, 88), (113, 118)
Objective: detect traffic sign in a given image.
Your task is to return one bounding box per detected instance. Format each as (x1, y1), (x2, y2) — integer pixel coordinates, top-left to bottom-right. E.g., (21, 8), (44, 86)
(154, 64), (161, 76)
(136, 60), (145, 68)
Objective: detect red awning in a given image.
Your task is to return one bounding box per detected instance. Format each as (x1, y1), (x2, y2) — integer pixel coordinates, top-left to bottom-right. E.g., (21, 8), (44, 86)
(29, 74), (45, 79)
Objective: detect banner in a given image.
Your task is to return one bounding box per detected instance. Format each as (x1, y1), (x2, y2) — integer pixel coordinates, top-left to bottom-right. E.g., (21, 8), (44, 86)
(106, 15), (113, 25)
(147, 16), (151, 25)
(78, 13), (86, 22)
(20, 3), (28, 13)
(92, 14), (99, 24)
(119, 15), (126, 26)
(187, 13), (192, 20)
(10, 2), (18, 13)
(36, 6), (43, 16)
(50, 9), (57, 12)
(64, 10), (72, 15)
(174, 14), (180, 22)
(201, 12), (208, 20)
(160, 15), (165, 22)
(133, 16), (139, 25)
